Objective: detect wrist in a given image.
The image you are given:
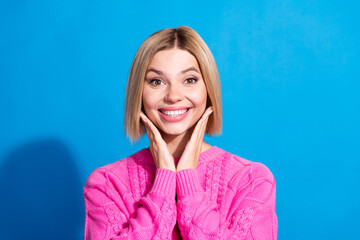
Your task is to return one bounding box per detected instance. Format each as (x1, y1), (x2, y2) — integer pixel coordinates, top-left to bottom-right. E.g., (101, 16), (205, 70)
(158, 163), (176, 172)
(176, 159), (197, 172)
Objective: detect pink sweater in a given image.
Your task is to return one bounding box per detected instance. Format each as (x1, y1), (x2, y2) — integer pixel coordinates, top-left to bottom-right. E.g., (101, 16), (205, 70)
(84, 146), (277, 239)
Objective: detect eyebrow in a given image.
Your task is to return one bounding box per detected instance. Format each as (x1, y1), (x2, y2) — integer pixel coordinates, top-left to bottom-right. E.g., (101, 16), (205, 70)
(181, 67), (200, 74)
(146, 67), (200, 76)
(146, 68), (164, 75)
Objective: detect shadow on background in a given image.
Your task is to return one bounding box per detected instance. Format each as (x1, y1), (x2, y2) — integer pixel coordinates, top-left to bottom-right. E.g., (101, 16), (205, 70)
(0, 138), (84, 240)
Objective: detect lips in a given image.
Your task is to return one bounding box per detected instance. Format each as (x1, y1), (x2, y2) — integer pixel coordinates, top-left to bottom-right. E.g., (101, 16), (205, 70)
(159, 109), (189, 117)
(158, 107), (191, 122)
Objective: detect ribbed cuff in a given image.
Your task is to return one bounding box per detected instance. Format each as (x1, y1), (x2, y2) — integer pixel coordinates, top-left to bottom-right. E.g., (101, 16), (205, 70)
(150, 169), (176, 198)
(176, 169), (203, 198)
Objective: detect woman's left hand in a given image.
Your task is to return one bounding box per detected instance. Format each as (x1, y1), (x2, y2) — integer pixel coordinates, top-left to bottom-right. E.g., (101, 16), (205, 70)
(176, 106), (213, 172)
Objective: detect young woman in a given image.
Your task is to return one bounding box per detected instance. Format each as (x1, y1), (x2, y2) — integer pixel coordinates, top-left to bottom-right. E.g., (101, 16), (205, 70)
(84, 26), (278, 239)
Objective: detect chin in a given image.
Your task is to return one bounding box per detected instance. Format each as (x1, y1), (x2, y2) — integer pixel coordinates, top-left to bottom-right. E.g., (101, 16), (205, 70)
(158, 124), (194, 137)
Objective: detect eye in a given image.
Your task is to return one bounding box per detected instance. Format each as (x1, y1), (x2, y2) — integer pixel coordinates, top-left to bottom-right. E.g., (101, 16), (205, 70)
(149, 79), (164, 86)
(184, 77), (198, 84)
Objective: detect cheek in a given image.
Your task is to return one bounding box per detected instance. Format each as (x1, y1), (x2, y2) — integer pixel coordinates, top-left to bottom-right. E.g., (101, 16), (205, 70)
(194, 95), (207, 109)
(192, 86), (207, 108)
(142, 90), (160, 119)
(142, 91), (152, 113)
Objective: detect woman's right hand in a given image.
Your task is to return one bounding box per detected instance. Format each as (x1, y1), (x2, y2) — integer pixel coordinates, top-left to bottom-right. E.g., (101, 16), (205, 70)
(140, 112), (176, 172)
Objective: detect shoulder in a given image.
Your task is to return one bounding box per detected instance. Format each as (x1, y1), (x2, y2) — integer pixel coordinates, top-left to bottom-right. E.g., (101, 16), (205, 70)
(205, 146), (276, 190)
(84, 148), (154, 192)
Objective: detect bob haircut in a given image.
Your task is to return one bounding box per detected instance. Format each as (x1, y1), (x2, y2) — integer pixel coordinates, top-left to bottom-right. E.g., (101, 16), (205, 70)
(125, 26), (222, 142)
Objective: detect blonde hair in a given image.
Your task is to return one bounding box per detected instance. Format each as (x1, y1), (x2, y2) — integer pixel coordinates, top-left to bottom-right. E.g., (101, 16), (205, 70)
(125, 26), (222, 142)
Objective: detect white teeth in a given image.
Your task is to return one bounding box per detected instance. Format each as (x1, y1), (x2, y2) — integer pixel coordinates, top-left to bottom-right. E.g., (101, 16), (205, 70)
(162, 109), (188, 117)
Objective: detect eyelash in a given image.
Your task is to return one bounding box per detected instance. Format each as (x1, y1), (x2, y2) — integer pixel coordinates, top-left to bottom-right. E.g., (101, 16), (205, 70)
(149, 79), (164, 86)
(148, 77), (198, 86)
(184, 77), (198, 84)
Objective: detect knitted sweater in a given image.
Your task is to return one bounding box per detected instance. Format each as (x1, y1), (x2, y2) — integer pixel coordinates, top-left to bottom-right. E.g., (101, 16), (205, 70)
(84, 146), (277, 239)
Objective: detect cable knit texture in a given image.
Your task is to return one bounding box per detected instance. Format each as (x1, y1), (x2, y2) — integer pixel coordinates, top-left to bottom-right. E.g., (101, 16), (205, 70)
(84, 146), (278, 239)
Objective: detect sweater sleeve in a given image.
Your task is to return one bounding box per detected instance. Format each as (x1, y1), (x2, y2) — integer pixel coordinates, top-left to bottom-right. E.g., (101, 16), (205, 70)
(84, 168), (176, 240)
(176, 163), (277, 240)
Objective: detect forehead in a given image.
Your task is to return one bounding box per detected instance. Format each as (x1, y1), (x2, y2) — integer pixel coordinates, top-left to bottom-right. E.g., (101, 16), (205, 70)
(147, 49), (200, 71)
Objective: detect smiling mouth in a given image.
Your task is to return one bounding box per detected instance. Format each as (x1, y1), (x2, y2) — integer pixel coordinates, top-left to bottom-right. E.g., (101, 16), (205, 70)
(159, 108), (189, 117)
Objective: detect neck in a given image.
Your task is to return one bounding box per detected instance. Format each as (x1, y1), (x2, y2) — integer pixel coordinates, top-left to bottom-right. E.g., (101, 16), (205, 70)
(161, 128), (193, 158)
(160, 127), (212, 158)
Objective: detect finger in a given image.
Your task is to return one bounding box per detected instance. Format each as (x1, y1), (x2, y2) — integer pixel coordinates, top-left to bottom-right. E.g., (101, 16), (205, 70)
(195, 116), (209, 147)
(140, 113), (152, 137)
(193, 107), (213, 132)
(141, 115), (159, 162)
(197, 109), (213, 143)
(192, 107), (213, 140)
(139, 111), (150, 124)
(199, 116), (209, 139)
(185, 114), (210, 155)
(140, 113), (157, 151)
(140, 112), (161, 139)
(199, 108), (213, 139)
(201, 106), (213, 123)
(191, 108), (213, 140)
(140, 112), (168, 157)
(146, 121), (164, 144)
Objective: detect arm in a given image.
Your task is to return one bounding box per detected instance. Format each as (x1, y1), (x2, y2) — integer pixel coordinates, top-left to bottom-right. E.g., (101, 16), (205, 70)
(84, 168), (176, 240)
(176, 163), (277, 240)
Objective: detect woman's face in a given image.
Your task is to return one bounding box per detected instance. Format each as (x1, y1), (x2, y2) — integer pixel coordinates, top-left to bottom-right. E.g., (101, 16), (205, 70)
(142, 48), (207, 138)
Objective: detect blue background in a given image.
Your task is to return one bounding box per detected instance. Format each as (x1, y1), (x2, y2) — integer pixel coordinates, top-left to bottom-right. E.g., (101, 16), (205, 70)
(1, 0), (359, 239)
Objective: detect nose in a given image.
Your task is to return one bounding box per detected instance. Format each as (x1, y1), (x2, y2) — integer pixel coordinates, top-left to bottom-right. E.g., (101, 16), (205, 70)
(164, 83), (183, 103)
